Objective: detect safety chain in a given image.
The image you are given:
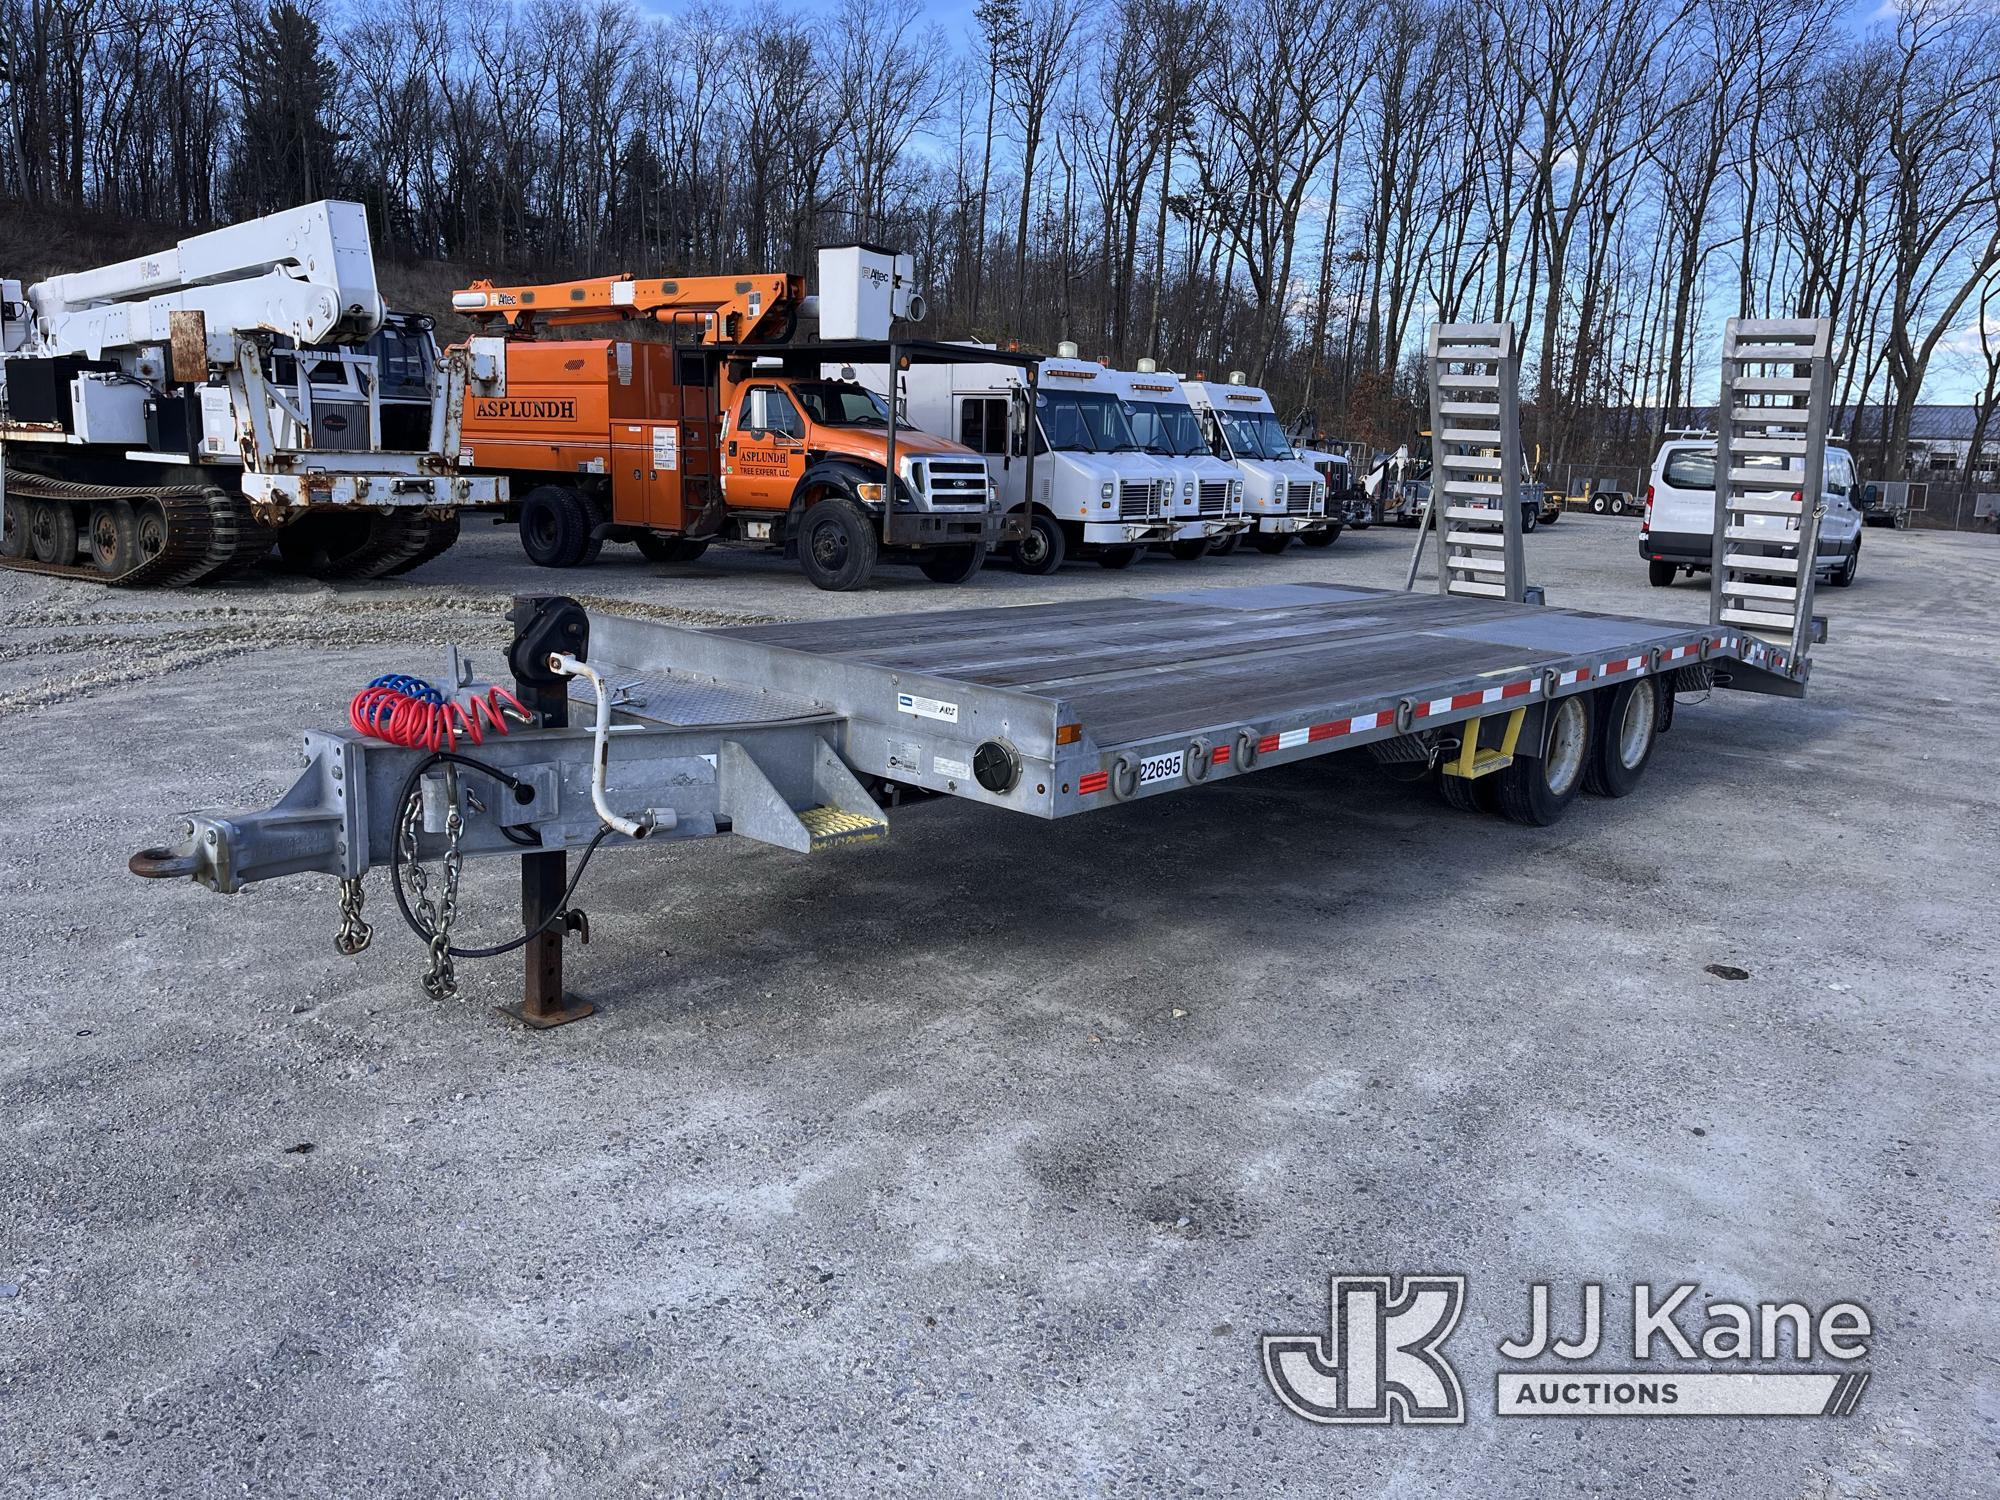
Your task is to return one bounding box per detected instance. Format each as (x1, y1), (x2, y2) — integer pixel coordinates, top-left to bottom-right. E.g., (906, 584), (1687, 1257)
(333, 877), (373, 955)
(398, 793), (467, 1001)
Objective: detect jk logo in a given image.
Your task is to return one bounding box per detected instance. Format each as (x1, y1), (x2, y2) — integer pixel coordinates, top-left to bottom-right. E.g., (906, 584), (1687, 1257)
(1263, 1274), (1467, 1425)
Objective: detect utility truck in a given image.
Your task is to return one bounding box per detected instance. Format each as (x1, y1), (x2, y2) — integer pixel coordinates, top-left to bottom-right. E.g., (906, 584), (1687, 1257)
(879, 342), (1182, 573)
(455, 248), (1018, 591)
(1181, 373), (1333, 552)
(0, 200), (498, 585)
(1109, 359), (1244, 560)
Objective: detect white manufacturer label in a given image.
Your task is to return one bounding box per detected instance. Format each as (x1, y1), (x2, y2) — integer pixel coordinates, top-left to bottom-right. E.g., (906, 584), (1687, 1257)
(933, 753), (971, 781)
(897, 692), (959, 724)
(1138, 750), (1184, 786)
(651, 425), (679, 470)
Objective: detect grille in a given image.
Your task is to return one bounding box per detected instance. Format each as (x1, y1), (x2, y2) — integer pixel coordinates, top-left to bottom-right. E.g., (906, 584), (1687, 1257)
(1118, 480), (1161, 519)
(920, 459), (991, 507)
(1198, 480), (1230, 516)
(1285, 481), (1316, 514)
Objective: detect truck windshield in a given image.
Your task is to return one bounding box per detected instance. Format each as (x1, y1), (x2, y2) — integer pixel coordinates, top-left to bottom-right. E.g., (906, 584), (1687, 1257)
(788, 381), (890, 427)
(1129, 400), (1206, 457)
(1218, 410), (1294, 461)
(1035, 390), (1140, 454)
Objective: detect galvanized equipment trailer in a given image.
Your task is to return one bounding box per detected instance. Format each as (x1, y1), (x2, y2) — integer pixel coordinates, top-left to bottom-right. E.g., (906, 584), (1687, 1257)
(129, 319), (1834, 1027)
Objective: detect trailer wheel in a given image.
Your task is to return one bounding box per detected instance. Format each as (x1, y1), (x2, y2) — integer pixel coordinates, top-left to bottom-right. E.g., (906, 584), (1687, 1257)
(1012, 511), (1066, 574)
(87, 501), (139, 576)
(1168, 537), (1211, 561)
(636, 534), (709, 563)
(1590, 494), (1608, 514)
(1495, 695), (1591, 826)
(1522, 506), (1538, 533)
(519, 485), (597, 568)
(1648, 560), (1675, 587)
(1584, 679), (1658, 797)
(1435, 769), (1496, 814)
(1251, 531), (1293, 555)
(1211, 531), (1241, 556)
(919, 543), (987, 584)
(1, 497), (28, 559)
(797, 495), (878, 590)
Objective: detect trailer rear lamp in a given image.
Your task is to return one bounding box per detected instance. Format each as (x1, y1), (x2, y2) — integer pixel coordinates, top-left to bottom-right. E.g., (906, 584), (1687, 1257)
(1056, 722), (1082, 745)
(973, 740), (1020, 793)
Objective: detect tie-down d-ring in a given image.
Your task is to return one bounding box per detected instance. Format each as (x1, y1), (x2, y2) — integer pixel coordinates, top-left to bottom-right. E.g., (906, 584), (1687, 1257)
(1186, 737), (1211, 783)
(1232, 728), (1259, 769)
(1110, 754), (1141, 800)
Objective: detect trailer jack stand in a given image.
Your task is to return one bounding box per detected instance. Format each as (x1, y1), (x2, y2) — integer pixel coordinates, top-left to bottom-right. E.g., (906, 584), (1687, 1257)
(500, 846), (594, 1029)
(499, 592), (597, 1030)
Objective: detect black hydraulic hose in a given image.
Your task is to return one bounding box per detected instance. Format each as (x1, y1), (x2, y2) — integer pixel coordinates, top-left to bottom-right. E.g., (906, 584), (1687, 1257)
(387, 750), (620, 961)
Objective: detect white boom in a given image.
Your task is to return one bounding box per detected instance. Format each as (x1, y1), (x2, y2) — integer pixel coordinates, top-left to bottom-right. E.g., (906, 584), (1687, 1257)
(20, 201), (386, 362)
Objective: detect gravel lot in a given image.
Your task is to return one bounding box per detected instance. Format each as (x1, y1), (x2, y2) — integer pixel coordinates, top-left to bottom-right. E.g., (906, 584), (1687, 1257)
(2, 515), (1994, 1497)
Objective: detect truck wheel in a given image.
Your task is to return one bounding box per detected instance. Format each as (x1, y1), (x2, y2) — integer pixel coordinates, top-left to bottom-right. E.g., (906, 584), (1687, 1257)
(28, 499), (77, 565)
(1495, 695), (1591, 826)
(1012, 511), (1065, 574)
(1300, 526), (1340, 549)
(2, 497), (29, 558)
(1584, 680), (1658, 797)
(519, 485), (596, 568)
(919, 543), (986, 584)
(797, 495), (878, 590)
(636, 534), (709, 563)
(1648, 560), (1675, 587)
(1168, 537), (1211, 561)
(1251, 531), (1293, 555)
(87, 501), (139, 576)
(1096, 546), (1141, 570)
(1211, 531), (1241, 556)
(1828, 541), (1859, 587)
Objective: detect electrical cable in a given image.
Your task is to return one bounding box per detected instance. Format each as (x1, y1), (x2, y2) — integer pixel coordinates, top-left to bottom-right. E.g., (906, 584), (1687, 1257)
(387, 749), (620, 961)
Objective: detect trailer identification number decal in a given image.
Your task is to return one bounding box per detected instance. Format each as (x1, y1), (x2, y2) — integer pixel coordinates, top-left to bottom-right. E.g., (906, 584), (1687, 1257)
(1138, 750), (1184, 786)
(897, 692), (959, 724)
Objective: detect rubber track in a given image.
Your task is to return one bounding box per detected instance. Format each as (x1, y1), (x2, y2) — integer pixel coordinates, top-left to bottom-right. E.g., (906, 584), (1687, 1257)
(1, 468), (260, 587)
(303, 509), (462, 580)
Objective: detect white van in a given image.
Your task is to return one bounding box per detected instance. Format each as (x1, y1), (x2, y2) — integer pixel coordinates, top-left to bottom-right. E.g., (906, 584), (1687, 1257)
(878, 346), (1182, 573)
(1642, 438), (1864, 589)
(1107, 362), (1244, 559)
(1181, 374), (1333, 552)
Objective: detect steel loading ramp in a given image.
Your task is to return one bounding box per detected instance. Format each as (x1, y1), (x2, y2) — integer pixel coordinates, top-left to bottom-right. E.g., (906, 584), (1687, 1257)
(581, 581), (1793, 821)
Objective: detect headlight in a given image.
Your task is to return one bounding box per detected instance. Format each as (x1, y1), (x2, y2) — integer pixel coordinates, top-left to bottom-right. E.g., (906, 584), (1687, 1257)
(1183, 480), (1196, 499)
(1314, 481), (1325, 497)
(1099, 481), (1115, 500)
(1230, 481), (1243, 500)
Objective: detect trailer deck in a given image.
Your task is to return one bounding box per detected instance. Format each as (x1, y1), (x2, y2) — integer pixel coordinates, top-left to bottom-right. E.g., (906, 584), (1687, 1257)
(581, 581), (1797, 821)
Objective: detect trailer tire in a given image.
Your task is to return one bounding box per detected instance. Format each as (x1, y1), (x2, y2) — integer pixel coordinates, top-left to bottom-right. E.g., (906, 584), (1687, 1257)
(1495, 694), (1591, 826)
(636, 534), (709, 563)
(1590, 494), (1608, 514)
(1251, 531), (1293, 555)
(1168, 537), (1211, 561)
(1584, 679), (1658, 798)
(1012, 510), (1066, 574)
(87, 501), (139, 576)
(1648, 560), (1675, 587)
(519, 485), (597, 568)
(919, 543), (987, 584)
(1096, 546), (1141, 570)
(27, 498), (77, 565)
(1211, 531), (1241, 556)
(1435, 770), (1494, 814)
(1, 497), (30, 558)
(797, 495), (877, 590)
